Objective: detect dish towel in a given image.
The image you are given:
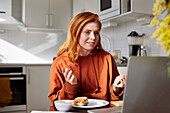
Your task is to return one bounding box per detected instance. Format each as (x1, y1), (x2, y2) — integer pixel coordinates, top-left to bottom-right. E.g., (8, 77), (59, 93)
(0, 78), (12, 107)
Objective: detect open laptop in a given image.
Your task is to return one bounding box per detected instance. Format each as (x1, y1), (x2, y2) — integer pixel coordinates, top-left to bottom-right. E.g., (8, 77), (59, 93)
(121, 56), (170, 113)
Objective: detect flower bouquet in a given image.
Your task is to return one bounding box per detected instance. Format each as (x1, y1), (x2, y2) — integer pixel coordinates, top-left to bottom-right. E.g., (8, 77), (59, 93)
(150, 0), (170, 77)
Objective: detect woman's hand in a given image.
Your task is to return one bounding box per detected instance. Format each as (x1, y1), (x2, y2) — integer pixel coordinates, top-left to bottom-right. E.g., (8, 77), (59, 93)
(113, 74), (127, 94)
(62, 68), (78, 85)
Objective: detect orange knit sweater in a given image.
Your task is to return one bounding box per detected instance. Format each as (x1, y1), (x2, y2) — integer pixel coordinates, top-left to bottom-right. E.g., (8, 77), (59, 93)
(48, 49), (123, 110)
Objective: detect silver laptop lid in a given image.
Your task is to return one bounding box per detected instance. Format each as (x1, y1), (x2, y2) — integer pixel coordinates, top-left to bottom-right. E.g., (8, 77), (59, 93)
(122, 56), (170, 113)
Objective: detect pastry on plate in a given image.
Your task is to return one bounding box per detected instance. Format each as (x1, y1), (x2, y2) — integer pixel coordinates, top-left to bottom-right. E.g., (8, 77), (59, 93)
(73, 97), (89, 106)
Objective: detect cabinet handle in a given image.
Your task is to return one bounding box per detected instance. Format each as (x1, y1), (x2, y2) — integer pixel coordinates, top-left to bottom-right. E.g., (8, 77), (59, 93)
(46, 14), (49, 27)
(27, 68), (30, 84)
(49, 14), (53, 28)
(10, 77), (24, 80)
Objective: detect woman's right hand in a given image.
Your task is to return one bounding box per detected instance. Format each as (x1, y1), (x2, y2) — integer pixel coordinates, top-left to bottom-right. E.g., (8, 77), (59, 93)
(113, 74), (127, 94)
(62, 68), (78, 85)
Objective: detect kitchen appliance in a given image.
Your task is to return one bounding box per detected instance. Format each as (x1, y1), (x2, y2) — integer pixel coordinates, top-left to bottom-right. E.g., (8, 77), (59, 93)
(98, 0), (121, 20)
(127, 31), (146, 56)
(0, 0), (22, 25)
(137, 45), (147, 56)
(0, 66), (26, 112)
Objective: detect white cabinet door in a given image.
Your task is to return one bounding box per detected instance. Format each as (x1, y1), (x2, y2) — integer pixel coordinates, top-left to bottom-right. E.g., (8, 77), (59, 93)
(24, 0), (72, 30)
(73, 0), (85, 16)
(50, 0), (72, 30)
(24, 0), (48, 28)
(26, 65), (51, 113)
(85, 0), (98, 14)
(73, 0), (98, 17)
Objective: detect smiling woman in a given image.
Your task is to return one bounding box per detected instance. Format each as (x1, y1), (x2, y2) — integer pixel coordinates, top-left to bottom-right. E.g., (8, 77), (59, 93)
(48, 12), (126, 111)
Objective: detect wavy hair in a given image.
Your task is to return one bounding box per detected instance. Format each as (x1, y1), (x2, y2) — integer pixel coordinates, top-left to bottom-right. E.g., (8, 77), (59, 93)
(57, 12), (103, 62)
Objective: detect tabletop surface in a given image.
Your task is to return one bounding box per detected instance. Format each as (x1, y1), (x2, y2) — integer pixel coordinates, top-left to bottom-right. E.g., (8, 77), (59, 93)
(31, 106), (122, 113)
(31, 101), (123, 113)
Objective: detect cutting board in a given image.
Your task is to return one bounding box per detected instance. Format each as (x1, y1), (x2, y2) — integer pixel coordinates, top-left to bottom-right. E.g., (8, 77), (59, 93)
(110, 100), (123, 107)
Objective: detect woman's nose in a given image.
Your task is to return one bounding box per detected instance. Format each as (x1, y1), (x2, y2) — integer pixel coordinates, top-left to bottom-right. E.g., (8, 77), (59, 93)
(90, 33), (95, 40)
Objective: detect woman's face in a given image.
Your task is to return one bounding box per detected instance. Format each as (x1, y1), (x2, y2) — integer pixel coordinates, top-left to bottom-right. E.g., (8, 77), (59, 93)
(78, 22), (100, 56)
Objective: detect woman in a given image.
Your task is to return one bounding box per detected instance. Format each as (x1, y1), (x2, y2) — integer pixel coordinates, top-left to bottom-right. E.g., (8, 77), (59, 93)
(48, 12), (126, 110)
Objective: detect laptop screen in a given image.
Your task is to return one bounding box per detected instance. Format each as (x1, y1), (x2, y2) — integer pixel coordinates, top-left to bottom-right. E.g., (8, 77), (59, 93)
(122, 56), (170, 113)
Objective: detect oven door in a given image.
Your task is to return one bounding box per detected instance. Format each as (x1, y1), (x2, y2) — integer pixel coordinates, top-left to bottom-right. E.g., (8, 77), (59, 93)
(0, 74), (26, 112)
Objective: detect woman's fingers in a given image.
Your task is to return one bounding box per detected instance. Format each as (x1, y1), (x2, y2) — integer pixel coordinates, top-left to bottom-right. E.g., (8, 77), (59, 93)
(70, 75), (75, 82)
(63, 68), (70, 79)
(113, 74), (127, 94)
(62, 68), (78, 85)
(63, 68), (70, 78)
(114, 75), (126, 88)
(67, 69), (73, 80)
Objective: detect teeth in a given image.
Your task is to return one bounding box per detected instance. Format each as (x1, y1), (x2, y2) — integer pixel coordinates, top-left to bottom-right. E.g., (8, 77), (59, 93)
(87, 42), (94, 44)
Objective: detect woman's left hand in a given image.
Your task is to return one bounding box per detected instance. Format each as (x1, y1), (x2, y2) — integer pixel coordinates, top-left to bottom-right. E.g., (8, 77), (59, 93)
(113, 74), (127, 94)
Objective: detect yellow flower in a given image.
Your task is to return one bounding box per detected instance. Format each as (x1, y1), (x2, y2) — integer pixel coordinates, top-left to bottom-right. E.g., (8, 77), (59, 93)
(150, 0), (170, 56)
(168, 2), (170, 8)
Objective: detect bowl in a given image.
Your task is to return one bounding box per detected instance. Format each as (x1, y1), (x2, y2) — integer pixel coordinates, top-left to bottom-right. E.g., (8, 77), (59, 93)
(54, 100), (73, 111)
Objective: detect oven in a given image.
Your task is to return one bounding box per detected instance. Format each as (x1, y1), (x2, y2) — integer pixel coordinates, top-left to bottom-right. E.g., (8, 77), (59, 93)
(0, 66), (26, 112)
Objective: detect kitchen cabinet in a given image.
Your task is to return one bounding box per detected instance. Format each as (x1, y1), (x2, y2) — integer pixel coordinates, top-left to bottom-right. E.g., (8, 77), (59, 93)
(22, 0), (72, 31)
(101, 0), (155, 26)
(26, 64), (51, 113)
(0, 0), (22, 21)
(73, 0), (98, 17)
(0, 0), (23, 29)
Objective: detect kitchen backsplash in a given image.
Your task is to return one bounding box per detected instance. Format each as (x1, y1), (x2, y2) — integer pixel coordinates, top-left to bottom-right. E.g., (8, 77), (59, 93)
(0, 20), (168, 63)
(101, 20), (168, 58)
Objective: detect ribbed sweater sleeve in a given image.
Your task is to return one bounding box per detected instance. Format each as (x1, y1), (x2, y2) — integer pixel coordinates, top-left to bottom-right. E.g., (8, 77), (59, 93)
(48, 56), (79, 108)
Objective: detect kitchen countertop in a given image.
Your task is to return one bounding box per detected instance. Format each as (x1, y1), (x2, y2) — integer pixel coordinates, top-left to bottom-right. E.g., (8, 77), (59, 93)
(0, 62), (127, 66)
(116, 63), (127, 67)
(0, 62), (52, 66)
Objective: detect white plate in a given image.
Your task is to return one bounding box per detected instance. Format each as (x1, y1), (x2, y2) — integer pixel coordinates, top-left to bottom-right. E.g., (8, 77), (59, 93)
(72, 99), (109, 109)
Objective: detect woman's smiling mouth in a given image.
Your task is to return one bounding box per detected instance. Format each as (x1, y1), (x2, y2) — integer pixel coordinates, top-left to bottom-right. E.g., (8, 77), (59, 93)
(86, 42), (95, 46)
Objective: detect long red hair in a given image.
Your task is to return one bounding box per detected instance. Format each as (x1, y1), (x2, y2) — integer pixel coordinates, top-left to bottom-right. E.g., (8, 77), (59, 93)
(57, 12), (103, 62)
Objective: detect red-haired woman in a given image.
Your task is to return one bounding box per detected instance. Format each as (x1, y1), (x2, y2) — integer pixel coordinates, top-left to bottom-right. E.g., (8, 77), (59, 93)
(48, 12), (126, 111)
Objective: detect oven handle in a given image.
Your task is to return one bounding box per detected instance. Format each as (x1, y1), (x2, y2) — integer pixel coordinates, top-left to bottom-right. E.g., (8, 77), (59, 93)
(9, 77), (24, 80)
(27, 68), (30, 84)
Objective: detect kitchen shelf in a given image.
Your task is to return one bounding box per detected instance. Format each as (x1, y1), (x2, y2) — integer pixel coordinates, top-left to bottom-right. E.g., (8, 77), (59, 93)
(19, 27), (64, 33)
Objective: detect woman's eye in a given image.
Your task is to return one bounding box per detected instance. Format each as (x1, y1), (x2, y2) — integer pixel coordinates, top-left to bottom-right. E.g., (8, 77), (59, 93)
(94, 32), (99, 35)
(85, 31), (90, 34)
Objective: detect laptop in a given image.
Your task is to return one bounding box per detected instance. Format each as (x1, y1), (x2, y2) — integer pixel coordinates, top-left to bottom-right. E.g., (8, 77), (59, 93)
(121, 56), (170, 113)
